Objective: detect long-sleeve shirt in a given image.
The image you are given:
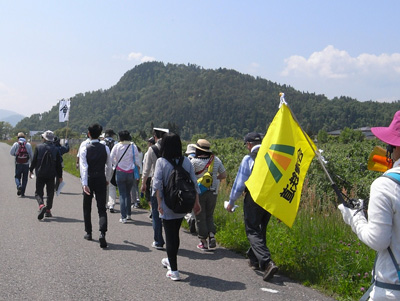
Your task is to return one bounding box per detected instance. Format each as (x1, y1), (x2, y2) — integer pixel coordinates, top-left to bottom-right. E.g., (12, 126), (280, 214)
(152, 156), (200, 220)
(142, 140), (161, 179)
(228, 144), (261, 207)
(79, 139), (112, 186)
(349, 159), (400, 300)
(109, 141), (140, 172)
(10, 138), (34, 165)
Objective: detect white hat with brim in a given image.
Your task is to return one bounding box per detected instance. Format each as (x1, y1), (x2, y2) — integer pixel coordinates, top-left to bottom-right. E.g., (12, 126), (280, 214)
(194, 139), (212, 153)
(42, 130), (55, 142)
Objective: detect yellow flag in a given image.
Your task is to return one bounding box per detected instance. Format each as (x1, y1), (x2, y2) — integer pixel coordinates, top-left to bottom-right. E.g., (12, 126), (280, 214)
(245, 103), (316, 228)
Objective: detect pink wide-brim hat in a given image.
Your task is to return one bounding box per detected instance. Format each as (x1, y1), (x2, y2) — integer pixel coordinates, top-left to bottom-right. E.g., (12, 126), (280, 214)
(371, 111), (400, 146)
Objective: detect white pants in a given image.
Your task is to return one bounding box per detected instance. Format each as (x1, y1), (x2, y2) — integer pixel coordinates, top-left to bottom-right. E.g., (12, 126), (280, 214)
(107, 183), (117, 208)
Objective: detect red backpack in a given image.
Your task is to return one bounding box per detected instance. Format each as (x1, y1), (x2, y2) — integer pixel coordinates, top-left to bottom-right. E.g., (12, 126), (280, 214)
(16, 141), (29, 164)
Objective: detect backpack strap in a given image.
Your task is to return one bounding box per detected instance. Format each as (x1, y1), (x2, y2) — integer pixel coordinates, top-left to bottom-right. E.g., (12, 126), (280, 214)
(195, 155), (214, 175)
(382, 172), (400, 185)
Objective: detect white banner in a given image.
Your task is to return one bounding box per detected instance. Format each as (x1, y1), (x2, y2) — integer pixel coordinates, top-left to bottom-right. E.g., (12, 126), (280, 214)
(59, 99), (71, 122)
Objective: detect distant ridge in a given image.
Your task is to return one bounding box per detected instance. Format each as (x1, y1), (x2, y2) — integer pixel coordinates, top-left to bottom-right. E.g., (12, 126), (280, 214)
(0, 109), (25, 127)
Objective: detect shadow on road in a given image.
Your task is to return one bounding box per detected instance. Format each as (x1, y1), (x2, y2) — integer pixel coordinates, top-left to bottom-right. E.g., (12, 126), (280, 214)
(178, 246), (243, 261)
(180, 270), (246, 291)
(41, 216), (83, 223)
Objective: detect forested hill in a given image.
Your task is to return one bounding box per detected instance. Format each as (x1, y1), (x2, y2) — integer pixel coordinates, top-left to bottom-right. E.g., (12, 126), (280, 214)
(16, 61), (400, 139)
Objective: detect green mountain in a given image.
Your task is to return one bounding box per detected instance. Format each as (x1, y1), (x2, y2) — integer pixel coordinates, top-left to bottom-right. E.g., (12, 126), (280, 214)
(15, 61), (400, 140)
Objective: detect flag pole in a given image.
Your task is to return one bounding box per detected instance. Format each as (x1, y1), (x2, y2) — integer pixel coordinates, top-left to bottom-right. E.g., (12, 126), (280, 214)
(279, 93), (346, 205)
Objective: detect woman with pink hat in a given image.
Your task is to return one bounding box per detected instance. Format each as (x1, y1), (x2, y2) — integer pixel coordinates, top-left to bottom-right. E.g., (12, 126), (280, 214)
(339, 111), (400, 300)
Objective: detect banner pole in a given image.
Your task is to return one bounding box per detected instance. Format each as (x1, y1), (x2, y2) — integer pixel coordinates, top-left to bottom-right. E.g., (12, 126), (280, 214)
(279, 93), (346, 204)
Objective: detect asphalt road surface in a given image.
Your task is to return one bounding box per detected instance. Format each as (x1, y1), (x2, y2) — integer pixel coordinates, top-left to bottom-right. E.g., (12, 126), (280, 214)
(0, 142), (336, 301)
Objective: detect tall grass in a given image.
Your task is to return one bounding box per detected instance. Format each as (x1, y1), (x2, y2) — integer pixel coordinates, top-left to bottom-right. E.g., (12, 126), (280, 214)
(213, 181), (375, 301)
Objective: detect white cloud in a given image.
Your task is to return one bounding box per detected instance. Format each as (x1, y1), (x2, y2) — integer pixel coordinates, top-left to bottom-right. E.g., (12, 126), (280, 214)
(279, 46), (400, 102)
(128, 52), (156, 63)
(281, 45), (400, 80)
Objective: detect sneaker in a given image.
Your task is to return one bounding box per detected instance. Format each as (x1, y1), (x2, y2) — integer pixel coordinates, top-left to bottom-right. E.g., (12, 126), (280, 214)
(119, 218), (127, 224)
(248, 260), (260, 270)
(148, 212), (152, 219)
(263, 261), (278, 281)
(99, 233), (107, 248)
(152, 241), (164, 250)
(166, 270), (181, 281)
(45, 210), (52, 217)
(109, 207), (115, 213)
(17, 186), (22, 196)
(197, 240), (208, 251)
(37, 204), (46, 220)
(126, 215), (132, 220)
(208, 237), (216, 250)
(84, 233), (92, 241)
(161, 258), (171, 269)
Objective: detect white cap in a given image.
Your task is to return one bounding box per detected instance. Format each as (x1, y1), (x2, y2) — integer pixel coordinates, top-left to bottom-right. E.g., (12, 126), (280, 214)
(153, 127), (169, 133)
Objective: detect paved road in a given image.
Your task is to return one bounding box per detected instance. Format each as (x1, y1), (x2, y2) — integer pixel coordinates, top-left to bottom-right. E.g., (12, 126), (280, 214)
(0, 142), (335, 301)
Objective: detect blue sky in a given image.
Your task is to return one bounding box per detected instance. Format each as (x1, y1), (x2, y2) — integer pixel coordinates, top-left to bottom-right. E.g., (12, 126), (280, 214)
(1, 1), (399, 117)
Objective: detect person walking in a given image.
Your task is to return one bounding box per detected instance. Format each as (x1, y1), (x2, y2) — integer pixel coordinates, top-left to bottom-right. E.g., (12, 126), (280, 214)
(131, 145), (143, 209)
(339, 111), (400, 300)
(54, 136), (70, 194)
(191, 139), (226, 250)
(79, 123), (112, 248)
(110, 130), (140, 223)
(10, 132), (33, 197)
(141, 127), (169, 249)
(226, 132), (278, 282)
(143, 137), (156, 219)
(29, 130), (63, 219)
(103, 129), (118, 213)
(152, 132), (201, 281)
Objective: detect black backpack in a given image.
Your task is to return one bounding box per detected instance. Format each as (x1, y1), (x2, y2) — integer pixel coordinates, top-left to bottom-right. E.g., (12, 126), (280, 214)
(163, 157), (197, 214)
(16, 141), (29, 164)
(36, 146), (56, 178)
(151, 144), (161, 158)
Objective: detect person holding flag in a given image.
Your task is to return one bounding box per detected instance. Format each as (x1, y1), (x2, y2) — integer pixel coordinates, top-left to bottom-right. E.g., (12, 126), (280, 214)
(339, 111), (400, 300)
(226, 132), (279, 282)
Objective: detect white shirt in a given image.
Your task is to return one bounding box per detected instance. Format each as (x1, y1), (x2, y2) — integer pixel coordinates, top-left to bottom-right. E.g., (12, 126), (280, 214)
(351, 159), (400, 300)
(110, 141), (141, 172)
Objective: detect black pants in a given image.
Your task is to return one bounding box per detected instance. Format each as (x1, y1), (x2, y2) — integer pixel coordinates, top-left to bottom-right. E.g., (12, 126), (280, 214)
(163, 218), (183, 271)
(35, 176), (55, 210)
(243, 192), (272, 270)
(145, 177), (152, 203)
(83, 176), (107, 234)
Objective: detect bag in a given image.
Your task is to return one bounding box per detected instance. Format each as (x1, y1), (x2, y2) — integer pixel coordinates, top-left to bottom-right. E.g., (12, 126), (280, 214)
(132, 143), (140, 180)
(16, 141), (29, 164)
(151, 144), (161, 158)
(196, 156), (214, 195)
(164, 157), (197, 214)
(36, 148), (56, 178)
(110, 169), (117, 186)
